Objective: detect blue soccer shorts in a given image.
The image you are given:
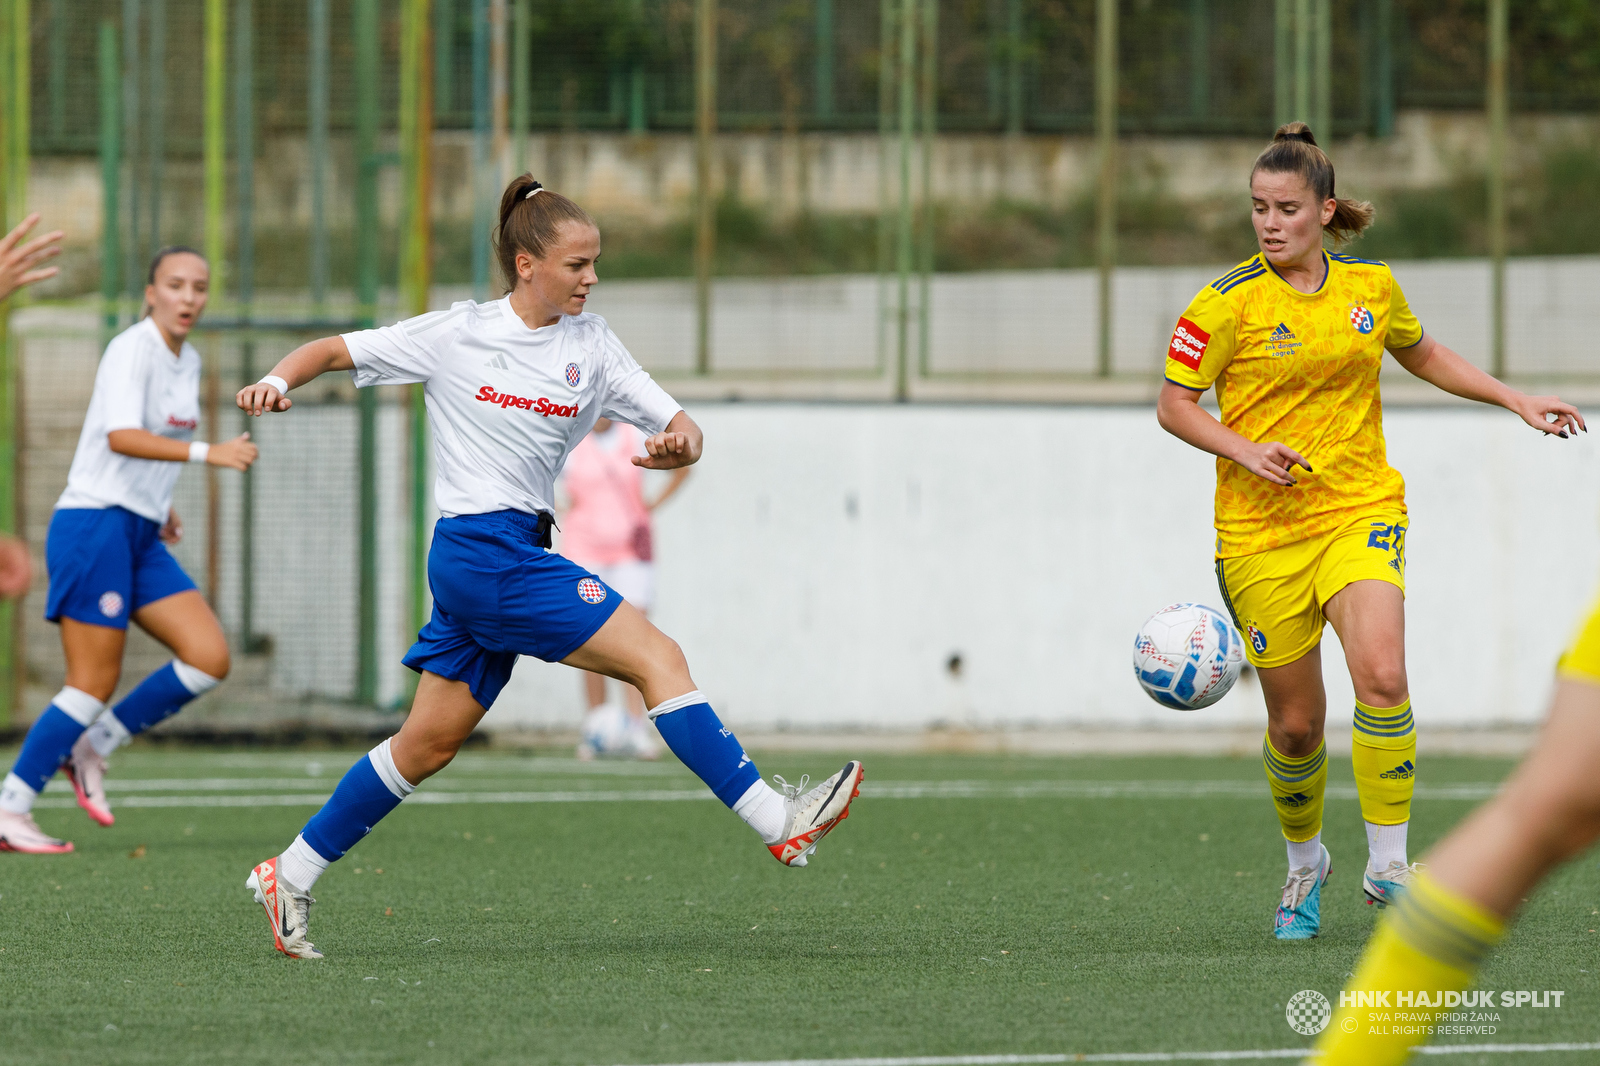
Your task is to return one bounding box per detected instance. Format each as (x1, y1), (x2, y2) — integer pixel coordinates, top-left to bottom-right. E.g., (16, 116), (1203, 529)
(402, 510), (623, 711)
(45, 506), (197, 629)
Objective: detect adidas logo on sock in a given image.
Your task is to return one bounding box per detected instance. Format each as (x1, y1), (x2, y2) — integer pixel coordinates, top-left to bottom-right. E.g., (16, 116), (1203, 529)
(1379, 760), (1415, 780)
(484, 353), (510, 370)
(1276, 791), (1313, 808)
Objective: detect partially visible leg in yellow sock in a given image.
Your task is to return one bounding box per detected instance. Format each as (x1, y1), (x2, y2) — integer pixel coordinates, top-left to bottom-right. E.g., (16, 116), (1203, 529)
(1315, 870), (1504, 1066)
(1352, 698), (1417, 884)
(1263, 733), (1327, 850)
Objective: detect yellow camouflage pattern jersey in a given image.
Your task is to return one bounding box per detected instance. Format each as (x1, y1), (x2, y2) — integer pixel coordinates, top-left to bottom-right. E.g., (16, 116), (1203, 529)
(1165, 250), (1424, 557)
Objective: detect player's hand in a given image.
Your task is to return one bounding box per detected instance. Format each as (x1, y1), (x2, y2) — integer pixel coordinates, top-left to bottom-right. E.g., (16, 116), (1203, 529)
(236, 382), (291, 415)
(634, 431), (698, 470)
(208, 432), (258, 471)
(0, 213), (64, 302)
(1511, 394), (1586, 439)
(161, 510), (183, 545)
(0, 535), (33, 599)
(1233, 440), (1311, 487)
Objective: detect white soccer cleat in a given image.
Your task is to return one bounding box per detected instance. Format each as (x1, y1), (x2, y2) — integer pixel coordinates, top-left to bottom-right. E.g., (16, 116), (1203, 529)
(63, 734), (115, 827)
(1363, 859), (1419, 907)
(767, 761), (865, 868)
(246, 856), (324, 959)
(0, 809), (74, 854)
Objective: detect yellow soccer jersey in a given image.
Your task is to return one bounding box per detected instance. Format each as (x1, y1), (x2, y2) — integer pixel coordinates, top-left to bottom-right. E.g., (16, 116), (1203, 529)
(1165, 251), (1424, 557)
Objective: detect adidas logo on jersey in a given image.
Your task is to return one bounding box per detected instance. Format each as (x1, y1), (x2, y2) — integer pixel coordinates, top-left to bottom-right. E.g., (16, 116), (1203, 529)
(1267, 322), (1303, 358)
(1276, 791), (1313, 808)
(483, 353), (511, 370)
(1379, 760), (1415, 780)
(475, 385), (578, 418)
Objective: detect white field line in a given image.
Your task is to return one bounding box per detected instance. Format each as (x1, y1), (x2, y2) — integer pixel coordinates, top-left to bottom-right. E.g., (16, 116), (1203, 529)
(598, 1044), (1600, 1066)
(33, 779), (1502, 810)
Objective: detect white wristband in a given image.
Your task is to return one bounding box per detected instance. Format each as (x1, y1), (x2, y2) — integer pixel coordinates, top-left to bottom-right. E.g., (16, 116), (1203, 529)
(260, 374), (289, 395)
(188, 441), (211, 464)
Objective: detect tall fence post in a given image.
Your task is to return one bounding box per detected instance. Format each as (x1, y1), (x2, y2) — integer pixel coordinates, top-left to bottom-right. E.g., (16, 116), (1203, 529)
(354, 0), (379, 703)
(122, 0), (141, 315)
(1487, 0), (1507, 378)
(916, 0), (936, 378)
(491, 0), (508, 198)
(0, 0), (29, 724)
(232, 0), (257, 652)
(402, 0), (435, 677)
(1189, 0), (1208, 122)
(1312, 0), (1330, 137)
(877, 0), (894, 378)
(815, 0), (833, 123)
(1374, 0), (1394, 136)
(694, 0), (716, 375)
(147, 0), (166, 254)
(471, 0), (490, 300)
(1095, 0), (1116, 378)
(1274, 0), (1291, 127)
(513, 0), (530, 171)
(893, 0), (916, 402)
(309, 0), (329, 314)
(100, 21), (122, 339)
(203, 0), (224, 607)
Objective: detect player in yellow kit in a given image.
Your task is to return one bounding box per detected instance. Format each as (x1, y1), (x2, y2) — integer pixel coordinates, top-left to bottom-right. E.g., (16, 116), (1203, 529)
(1314, 593), (1599, 1064)
(1156, 123), (1583, 940)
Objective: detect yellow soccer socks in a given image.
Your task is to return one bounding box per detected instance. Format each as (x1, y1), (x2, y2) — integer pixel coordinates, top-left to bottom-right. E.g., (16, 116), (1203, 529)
(1314, 870), (1505, 1065)
(1263, 733), (1327, 859)
(1352, 698), (1417, 876)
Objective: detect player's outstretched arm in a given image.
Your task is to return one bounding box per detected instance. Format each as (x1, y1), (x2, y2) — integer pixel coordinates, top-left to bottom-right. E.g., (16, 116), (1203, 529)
(1155, 380), (1310, 487)
(633, 410), (702, 470)
(1390, 333), (1585, 438)
(235, 335), (355, 416)
(108, 429), (258, 470)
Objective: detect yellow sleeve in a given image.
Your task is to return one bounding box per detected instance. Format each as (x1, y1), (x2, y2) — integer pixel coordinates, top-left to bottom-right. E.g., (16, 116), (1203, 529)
(1164, 284), (1238, 390)
(1385, 271), (1424, 349)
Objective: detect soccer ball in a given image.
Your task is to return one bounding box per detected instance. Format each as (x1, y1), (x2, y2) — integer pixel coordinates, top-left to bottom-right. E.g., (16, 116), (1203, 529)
(1132, 603), (1245, 711)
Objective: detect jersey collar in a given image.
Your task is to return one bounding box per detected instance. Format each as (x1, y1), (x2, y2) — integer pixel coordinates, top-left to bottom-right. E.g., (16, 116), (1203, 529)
(1263, 249), (1331, 297)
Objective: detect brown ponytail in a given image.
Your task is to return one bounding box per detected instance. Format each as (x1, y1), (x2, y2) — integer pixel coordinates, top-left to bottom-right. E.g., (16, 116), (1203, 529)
(494, 175), (596, 292)
(1251, 122), (1375, 245)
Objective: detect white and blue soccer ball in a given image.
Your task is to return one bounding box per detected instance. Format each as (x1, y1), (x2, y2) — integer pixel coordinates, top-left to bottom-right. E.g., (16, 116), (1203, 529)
(1132, 602), (1245, 711)
(578, 703), (661, 760)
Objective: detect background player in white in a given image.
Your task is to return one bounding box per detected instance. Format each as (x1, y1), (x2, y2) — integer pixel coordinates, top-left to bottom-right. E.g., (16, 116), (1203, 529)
(234, 177), (864, 960)
(0, 247), (258, 854)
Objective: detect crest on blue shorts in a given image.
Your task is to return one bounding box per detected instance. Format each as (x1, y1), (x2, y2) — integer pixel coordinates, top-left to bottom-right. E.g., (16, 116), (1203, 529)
(576, 577), (607, 604)
(565, 362), (581, 387)
(1348, 306), (1374, 334)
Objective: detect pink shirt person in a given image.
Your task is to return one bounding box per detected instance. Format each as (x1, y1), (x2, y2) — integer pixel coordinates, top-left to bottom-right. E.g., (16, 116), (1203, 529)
(560, 422), (653, 568)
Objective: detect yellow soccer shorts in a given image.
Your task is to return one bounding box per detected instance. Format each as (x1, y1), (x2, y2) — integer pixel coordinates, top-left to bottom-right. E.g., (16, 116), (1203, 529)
(1215, 511), (1407, 669)
(1557, 587), (1600, 684)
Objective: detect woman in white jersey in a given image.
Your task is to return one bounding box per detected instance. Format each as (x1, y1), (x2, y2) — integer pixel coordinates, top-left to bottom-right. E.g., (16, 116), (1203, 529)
(0, 247), (258, 854)
(234, 177), (863, 960)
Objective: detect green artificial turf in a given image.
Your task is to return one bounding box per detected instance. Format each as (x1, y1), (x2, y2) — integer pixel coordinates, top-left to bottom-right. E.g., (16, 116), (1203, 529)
(0, 748), (1596, 1066)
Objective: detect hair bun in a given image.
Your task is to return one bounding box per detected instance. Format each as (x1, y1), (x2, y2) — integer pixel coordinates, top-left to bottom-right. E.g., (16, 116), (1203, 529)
(1273, 121), (1318, 147)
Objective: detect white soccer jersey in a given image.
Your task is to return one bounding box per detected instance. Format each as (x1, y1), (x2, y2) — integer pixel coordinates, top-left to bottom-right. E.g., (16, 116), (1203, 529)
(56, 317), (202, 524)
(342, 298), (682, 518)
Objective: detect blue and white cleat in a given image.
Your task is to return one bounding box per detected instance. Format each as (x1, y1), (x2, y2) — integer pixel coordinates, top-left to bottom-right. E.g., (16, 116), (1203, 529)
(1362, 860), (1418, 908)
(1274, 844), (1331, 940)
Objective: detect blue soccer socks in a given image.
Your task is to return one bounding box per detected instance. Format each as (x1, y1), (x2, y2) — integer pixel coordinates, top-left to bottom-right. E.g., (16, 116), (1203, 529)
(648, 691), (763, 807)
(85, 660), (221, 756)
(0, 687), (106, 814)
(299, 739), (416, 874)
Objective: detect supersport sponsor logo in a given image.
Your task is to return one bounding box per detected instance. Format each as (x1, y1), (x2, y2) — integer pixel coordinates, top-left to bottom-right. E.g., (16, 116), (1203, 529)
(166, 414), (199, 430)
(1168, 317), (1209, 370)
(475, 385), (579, 418)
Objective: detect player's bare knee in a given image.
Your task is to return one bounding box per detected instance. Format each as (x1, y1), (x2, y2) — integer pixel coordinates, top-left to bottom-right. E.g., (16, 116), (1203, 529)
(1353, 661), (1408, 707)
(1271, 717), (1323, 756)
(182, 644), (230, 682)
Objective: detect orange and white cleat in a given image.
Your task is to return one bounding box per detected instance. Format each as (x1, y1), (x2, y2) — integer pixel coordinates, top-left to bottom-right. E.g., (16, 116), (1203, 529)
(63, 734), (115, 827)
(0, 809), (74, 854)
(767, 761), (864, 867)
(245, 856), (323, 959)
